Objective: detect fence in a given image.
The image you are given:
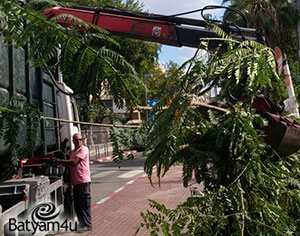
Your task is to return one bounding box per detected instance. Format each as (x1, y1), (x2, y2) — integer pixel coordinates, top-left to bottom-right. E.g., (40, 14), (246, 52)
(39, 116), (139, 162)
(81, 126), (114, 161)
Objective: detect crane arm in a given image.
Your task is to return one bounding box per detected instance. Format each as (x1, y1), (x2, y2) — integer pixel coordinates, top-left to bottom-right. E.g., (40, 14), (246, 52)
(43, 6), (263, 50)
(43, 5), (300, 158)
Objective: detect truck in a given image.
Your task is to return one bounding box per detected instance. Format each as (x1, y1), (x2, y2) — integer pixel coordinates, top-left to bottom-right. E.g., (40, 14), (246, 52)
(1, 3), (300, 235)
(0, 36), (80, 235)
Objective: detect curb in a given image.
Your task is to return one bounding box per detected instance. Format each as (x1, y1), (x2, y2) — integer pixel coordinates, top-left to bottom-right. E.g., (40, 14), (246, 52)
(90, 150), (137, 164)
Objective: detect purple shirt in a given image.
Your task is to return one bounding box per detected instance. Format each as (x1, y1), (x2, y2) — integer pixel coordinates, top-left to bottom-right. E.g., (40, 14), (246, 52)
(70, 145), (91, 185)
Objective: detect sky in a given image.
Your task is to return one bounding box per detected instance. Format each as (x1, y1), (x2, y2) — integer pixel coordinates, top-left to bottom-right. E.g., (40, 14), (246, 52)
(140, 0), (223, 66)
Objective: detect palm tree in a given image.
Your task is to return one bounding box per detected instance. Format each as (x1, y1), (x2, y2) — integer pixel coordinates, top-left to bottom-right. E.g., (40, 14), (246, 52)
(223, 0), (300, 104)
(223, 0), (299, 51)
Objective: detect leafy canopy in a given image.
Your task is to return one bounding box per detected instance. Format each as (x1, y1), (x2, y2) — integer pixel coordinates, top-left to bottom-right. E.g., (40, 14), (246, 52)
(0, 0), (143, 108)
(138, 26), (300, 235)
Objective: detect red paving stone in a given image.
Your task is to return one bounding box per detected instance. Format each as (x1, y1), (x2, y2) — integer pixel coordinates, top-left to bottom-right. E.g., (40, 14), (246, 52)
(56, 166), (199, 236)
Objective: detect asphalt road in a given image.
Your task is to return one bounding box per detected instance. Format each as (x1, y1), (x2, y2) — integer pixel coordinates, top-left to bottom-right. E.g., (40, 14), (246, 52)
(90, 152), (146, 205)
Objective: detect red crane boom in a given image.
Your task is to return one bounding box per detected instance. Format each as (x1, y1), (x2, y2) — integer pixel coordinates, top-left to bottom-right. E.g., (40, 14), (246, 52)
(43, 6), (263, 50)
(43, 5), (300, 157)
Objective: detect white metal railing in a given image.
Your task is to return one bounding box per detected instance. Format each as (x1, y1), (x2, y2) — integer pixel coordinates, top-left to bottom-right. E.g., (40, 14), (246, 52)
(41, 116), (140, 128)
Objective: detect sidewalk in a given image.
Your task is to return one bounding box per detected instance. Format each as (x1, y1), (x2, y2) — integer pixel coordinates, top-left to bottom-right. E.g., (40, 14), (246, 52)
(57, 166), (198, 236)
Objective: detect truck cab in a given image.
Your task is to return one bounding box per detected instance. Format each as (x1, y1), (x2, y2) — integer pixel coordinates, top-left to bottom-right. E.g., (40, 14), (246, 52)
(56, 82), (81, 152)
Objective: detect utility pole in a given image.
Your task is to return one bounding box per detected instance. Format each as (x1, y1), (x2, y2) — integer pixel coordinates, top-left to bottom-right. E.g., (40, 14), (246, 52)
(282, 53), (300, 117)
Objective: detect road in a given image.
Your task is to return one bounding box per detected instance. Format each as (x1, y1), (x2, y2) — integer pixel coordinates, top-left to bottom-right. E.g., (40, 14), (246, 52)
(52, 156), (190, 236)
(90, 152), (146, 205)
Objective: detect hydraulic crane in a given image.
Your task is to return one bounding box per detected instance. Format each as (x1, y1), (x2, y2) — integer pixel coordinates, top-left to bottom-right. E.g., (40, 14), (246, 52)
(43, 5), (300, 157)
(43, 5), (265, 50)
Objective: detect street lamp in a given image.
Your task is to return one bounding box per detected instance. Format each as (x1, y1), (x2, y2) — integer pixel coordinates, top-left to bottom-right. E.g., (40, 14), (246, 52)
(144, 74), (152, 120)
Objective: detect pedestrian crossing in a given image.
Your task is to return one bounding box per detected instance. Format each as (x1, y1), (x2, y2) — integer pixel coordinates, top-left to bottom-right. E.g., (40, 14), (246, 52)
(90, 168), (145, 180)
(89, 152), (146, 182)
(118, 170), (144, 178)
(91, 170), (116, 178)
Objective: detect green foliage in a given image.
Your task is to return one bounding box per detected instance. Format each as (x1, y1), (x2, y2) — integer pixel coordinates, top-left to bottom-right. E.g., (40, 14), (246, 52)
(0, 99), (41, 166)
(133, 125), (148, 148)
(109, 114), (148, 165)
(68, 0), (144, 11)
(138, 27), (300, 235)
(115, 37), (160, 77)
(139, 154), (300, 236)
(146, 62), (167, 99)
(65, 0), (161, 105)
(113, 38), (160, 105)
(147, 61), (185, 100)
(0, 0), (142, 107)
(223, 0), (300, 100)
(109, 127), (135, 165)
(223, 0), (299, 50)
(86, 103), (111, 122)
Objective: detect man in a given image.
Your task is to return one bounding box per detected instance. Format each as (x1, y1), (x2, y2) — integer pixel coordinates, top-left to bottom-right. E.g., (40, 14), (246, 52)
(55, 133), (92, 232)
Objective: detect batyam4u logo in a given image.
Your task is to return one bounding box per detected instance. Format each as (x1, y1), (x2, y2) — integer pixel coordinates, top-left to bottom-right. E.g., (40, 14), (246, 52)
(8, 202), (77, 234)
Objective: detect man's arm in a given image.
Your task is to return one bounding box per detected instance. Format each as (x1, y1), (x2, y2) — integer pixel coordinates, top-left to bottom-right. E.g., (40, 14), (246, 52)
(54, 157), (81, 166)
